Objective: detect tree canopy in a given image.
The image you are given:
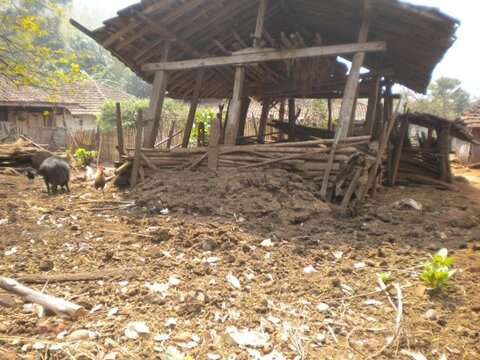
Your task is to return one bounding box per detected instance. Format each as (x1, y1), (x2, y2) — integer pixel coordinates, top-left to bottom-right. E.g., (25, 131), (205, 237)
(0, 0), (85, 88)
(403, 77), (472, 119)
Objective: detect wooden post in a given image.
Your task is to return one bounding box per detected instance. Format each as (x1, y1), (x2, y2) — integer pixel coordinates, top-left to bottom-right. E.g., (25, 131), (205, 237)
(221, 99), (232, 144)
(166, 121), (176, 149)
(373, 87), (384, 139)
(130, 109), (143, 187)
(143, 41), (171, 148)
(321, 0), (373, 197)
(224, 66), (245, 145)
(258, 97), (271, 143)
(182, 68), (204, 148)
(115, 102), (124, 156)
(337, 0), (373, 138)
(208, 118), (221, 171)
(439, 125), (452, 182)
(364, 76), (380, 136)
(237, 97), (252, 142)
(327, 98), (333, 130)
(347, 85), (361, 136)
(279, 99), (286, 122)
(390, 117), (408, 185)
(288, 98), (296, 142)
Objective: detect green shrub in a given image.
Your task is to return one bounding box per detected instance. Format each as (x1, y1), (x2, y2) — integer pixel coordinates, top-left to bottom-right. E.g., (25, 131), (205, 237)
(74, 147), (98, 166)
(420, 248), (456, 291)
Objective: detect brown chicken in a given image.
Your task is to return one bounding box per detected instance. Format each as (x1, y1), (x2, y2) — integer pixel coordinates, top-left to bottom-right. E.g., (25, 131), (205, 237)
(94, 167), (106, 190)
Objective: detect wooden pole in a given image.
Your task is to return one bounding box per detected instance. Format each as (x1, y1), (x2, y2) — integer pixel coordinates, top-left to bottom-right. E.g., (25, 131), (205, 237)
(321, 0), (373, 197)
(327, 98), (333, 130)
(258, 97), (271, 143)
(208, 118), (221, 171)
(347, 85), (361, 136)
(143, 41), (171, 148)
(390, 117), (408, 185)
(338, 0), (373, 138)
(364, 76), (380, 136)
(237, 97), (252, 142)
(131, 109), (143, 187)
(115, 102), (125, 156)
(166, 121), (176, 149)
(197, 122), (205, 147)
(253, 0), (268, 47)
(288, 98), (296, 142)
(221, 99), (232, 144)
(224, 66), (245, 145)
(182, 68), (205, 148)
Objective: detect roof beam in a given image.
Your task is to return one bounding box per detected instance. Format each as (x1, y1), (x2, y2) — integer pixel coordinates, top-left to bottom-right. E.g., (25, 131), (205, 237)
(142, 41), (386, 72)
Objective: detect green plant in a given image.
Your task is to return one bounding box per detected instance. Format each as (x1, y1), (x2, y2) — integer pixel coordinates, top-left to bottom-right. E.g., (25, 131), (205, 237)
(74, 147), (98, 166)
(189, 107), (217, 146)
(377, 272), (392, 284)
(420, 248), (456, 291)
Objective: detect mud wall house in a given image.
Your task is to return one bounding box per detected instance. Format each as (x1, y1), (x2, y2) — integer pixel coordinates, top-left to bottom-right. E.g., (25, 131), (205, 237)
(453, 104), (480, 165)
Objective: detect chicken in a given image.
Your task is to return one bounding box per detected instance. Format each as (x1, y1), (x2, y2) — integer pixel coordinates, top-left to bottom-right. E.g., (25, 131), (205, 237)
(85, 165), (95, 181)
(94, 167), (106, 190)
(26, 168), (37, 181)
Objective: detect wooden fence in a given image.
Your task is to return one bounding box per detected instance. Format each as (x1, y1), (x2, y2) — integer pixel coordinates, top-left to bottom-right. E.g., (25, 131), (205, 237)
(68, 127), (183, 163)
(15, 125), (67, 150)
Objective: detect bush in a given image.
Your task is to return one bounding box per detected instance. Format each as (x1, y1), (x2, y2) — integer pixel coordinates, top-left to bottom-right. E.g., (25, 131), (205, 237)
(74, 147), (98, 166)
(98, 98), (189, 133)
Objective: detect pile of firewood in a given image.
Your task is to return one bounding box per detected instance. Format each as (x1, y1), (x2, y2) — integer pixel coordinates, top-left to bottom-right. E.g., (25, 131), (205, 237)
(0, 137), (52, 168)
(118, 135), (378, 206)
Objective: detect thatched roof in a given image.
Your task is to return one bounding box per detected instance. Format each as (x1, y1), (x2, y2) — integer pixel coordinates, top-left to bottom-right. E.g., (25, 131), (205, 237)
(71, 0), (458, 100)
(460, 103), (480, 129)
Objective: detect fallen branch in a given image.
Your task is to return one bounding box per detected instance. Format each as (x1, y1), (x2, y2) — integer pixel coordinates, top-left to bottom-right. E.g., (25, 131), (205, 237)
(17, 268), (138, 284)
(0, 277), (87, 319)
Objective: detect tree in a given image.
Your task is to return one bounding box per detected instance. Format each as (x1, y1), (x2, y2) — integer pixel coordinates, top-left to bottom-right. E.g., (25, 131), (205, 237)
(0, 0), (84, 87)
(403, 77), (471, 119)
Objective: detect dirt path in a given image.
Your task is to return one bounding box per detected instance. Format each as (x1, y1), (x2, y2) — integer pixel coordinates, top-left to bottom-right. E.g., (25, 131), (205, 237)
(0, 169), (479, 359)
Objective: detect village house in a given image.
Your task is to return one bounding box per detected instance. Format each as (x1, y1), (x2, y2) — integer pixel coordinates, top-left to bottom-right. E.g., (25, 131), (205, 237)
(0, 76), (133, 148)
(453, 103), (480, 165)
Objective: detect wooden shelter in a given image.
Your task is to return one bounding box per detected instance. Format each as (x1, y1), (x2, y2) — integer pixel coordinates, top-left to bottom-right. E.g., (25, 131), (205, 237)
(70, 0), (461, 204)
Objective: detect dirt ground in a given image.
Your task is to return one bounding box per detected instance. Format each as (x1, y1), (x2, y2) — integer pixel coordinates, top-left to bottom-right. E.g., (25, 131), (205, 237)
(0, 166), (479, 360)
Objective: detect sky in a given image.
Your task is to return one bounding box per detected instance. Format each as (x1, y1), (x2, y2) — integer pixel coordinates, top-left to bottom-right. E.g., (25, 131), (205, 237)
(72, 0), (480, 97)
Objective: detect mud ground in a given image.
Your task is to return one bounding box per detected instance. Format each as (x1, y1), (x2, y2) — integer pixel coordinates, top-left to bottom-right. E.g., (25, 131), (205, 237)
(0, 167), (479, 359)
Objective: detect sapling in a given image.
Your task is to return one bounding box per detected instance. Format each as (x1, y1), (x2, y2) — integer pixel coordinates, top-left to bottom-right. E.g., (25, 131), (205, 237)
(420, 248), (456, 291)
(377, 272), (392, 284)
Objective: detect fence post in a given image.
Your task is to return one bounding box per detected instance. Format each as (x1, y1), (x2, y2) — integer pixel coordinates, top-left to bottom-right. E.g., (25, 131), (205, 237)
(130, 109), (144, 187)
(115, 102), (125, 157)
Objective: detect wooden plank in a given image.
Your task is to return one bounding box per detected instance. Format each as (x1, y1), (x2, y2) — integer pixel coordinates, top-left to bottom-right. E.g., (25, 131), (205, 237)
(142, 41), (386, 71)
(363, 76), (380, 135)
(253, 0), (268, 47)
(258, 97), (271, 143)
(143, 41), (171, 148)
(115, 102), (124, 156)
(181, 69), (205, 148)
(390, 117), (408, 185)
(130, 110), (143, 187)
(208, 118), (221, 171)
(224, 67), (246, 145)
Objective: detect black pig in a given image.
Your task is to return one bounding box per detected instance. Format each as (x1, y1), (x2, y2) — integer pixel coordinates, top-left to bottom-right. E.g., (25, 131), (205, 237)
(37, 157), (70, 195)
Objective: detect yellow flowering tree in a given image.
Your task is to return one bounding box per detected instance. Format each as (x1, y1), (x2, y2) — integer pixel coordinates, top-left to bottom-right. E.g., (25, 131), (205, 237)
(0, 0), (85, 88)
